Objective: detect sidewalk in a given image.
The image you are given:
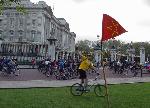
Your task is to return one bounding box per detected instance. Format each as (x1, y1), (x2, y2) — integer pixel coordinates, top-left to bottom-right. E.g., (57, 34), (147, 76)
(0, 77), (149, 88)
(18, 65), (37, 69)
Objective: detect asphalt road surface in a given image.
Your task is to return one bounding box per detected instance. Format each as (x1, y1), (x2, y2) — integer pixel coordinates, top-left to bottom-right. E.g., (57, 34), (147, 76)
(0, 66), (149, 81)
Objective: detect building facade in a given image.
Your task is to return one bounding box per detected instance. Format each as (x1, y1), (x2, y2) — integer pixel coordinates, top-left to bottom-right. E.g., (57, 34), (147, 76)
(0, 0), (76, 61)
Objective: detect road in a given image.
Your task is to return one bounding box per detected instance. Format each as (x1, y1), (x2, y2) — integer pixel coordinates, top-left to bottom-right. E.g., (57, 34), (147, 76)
(0, 66), (149, 81)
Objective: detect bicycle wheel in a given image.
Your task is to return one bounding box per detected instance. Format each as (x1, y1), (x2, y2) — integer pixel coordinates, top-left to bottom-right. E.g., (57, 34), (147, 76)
(94, 84), (106, 97)
(70, 83), (84, 96)
(56, 75), (60, 80)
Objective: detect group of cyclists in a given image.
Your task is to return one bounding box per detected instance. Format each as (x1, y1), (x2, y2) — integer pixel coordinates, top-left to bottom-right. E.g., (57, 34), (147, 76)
(0, 57), (19, 76)
(1, 54), (149, 91)
(1, 53), (148, 88)
(36, 54), (97, 84)
(109, 59), (143, 77)
(0, 54), (147, 78)
(36, 56), (81, 80)
(37, 54), (97, 91)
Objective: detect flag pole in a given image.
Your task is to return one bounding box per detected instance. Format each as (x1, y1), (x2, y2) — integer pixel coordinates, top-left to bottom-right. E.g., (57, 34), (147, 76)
(101, 13), (127, 108)
(101, 40), (110, 108)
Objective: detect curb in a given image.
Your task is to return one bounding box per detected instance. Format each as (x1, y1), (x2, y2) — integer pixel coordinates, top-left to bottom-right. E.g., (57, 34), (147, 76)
(0, 77), (149, 88)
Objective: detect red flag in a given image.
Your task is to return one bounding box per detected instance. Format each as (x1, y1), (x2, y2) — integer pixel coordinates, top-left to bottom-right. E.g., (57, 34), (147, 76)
(101, 14), (127, 42)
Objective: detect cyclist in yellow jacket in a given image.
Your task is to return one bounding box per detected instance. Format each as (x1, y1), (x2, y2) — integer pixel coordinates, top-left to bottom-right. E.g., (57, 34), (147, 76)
(78, 55), (95, 90)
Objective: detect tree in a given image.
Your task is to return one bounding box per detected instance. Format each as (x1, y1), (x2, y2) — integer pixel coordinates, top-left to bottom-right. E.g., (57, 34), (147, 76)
(0, 0), (26, 14)
(102, 39), (122, 50)
(76, 39), (150, 61)
(132, 42), (150, 59)
(0, 0), (19, 6)
(75, 40), (91, 54)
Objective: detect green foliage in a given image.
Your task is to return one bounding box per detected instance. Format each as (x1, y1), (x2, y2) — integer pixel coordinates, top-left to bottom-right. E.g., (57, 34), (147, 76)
(75, 40), (91, 53)
(102, 39), (122, 50)
(0, 0), (19, 4)
(76, 39), (150, 60)
(0, 0), (26, 14)
(132, 42), (150, 58)
(9, 0), (19, 2)
(16, 5), (27, 14)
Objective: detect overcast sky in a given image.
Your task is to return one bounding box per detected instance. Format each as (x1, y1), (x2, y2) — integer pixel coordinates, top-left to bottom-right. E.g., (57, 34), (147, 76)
(31, 0), (150, 43)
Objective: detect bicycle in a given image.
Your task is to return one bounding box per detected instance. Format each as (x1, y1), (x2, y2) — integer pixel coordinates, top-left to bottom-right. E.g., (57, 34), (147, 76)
(1, 65), (20, 76)
(70, 75), (106, 97)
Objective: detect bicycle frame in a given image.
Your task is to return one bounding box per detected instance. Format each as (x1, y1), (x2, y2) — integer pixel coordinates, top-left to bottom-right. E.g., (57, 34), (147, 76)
(70, 74), (106, 97)
(84, 77), (100, 91)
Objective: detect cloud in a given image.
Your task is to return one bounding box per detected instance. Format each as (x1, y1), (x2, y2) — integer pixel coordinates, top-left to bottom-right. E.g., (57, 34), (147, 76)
(143, 0), (150, 6)
(72, 0), (89, 3)
(138, 20), (150, 27)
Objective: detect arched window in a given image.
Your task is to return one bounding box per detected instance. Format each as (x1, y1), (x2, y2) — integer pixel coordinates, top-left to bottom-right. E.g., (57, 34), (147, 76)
(31, 30), (36, 41)
(0, 19), (2, 26)
(10, 30), (14, 36)
(18, 30), (23, 36)
(10, 18), (14, 27)
(9, 30), (14, 41)
(32, 19), (36, 26)
(0, 30), (2, 37)
(19, 18), (23, 26)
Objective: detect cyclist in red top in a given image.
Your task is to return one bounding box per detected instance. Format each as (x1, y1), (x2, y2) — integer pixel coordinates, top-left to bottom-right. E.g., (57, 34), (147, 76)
(31, 58), (36, 69)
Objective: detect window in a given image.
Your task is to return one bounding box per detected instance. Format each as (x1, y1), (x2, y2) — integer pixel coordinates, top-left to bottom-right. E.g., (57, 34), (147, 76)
(6, 13), (10, 17)
(18, 30), (23, 37)
(18, 36), (23, 42)
(15, 13), (19, 16)
(37, 31), (41, 35)
(50, 28), (55, 35)
(19, 18), (23, 26)
(10, 18), (14, 27)
(0, 30), (2, 37)
(10, 30), (14, 36)
(0, 19), (2, 26)
(32, 19), (36, 26)
(38, 23), (41, 26)
(9, 30), (14, 41)
(31, 30), (36, 41)
(27, 23), (30, 26)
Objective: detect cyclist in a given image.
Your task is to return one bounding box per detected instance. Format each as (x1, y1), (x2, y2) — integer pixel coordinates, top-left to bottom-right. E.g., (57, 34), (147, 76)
(78, 54), (95, 91)
(31, 58), (36, 69)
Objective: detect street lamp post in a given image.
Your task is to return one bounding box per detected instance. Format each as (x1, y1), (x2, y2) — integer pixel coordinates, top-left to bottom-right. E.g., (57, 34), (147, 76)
(94, 35), (101, 66)
(110, 45), (116, 62)
(140, 42), (145, 65)
(0, 38), (4, 54)
(94, 43), (101, 66)
(127, 42), (135, 63)
(47, 37), (57, 61)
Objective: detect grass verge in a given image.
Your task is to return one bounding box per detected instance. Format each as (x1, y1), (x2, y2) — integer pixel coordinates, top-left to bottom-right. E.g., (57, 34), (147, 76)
(0, 83), (149, 108)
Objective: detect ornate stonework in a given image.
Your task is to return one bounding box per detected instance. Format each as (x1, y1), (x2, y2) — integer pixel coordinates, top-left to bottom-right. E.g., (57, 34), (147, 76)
(0, 0), (76, 60)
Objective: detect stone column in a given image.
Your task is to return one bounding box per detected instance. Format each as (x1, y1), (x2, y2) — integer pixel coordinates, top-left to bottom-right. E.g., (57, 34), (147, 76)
(94, 50), (99, 63)
(140, 47), (145, 65)
(47, 38), (57, 61)
(55, 51), (58, 61)
(110, 48), (116, 62)
(131, 48), (135, 62)
(14, 44), (17, 54)
(94, 50), (102, 66)
(131, 53), (135, 62)
(128, 52), (131, 62)
(0, 38), (3, 53)
(42, 45), (45, 57)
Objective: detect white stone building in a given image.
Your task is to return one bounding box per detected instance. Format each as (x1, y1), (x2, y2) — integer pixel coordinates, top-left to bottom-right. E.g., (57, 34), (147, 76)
(0, 0), (76, 61)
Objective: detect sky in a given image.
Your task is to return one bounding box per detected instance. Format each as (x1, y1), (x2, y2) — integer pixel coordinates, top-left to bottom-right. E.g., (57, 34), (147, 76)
(30, 0), (150, 43)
